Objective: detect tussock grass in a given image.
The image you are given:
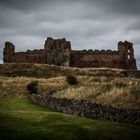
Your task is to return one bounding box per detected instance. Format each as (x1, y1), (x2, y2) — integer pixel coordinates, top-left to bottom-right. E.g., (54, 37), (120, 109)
(54, 76), (140, 109)
(0, 75), (139, 108)
(0, 76), (66, 97)
(0, 63), (139, 108)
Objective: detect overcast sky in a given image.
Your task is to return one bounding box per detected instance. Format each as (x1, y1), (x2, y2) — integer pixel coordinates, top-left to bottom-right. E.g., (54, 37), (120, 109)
(0, 0), (140, 68)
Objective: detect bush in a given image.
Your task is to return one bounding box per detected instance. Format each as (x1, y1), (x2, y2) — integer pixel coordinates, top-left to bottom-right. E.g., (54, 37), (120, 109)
(66, 75), (78, 85)
(26, 80), (38, 94)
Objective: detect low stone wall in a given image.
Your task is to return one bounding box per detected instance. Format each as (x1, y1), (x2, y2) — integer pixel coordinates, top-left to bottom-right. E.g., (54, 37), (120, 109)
(30, 94), (140, 125)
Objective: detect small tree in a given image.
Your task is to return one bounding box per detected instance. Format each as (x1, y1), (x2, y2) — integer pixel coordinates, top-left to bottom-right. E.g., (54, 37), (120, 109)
(66, 75), (78, 85)
(26, 80), (38, 94)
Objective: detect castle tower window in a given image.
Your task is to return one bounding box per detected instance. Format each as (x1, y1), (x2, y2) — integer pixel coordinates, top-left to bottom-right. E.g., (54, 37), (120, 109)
(128, 49), (130, 60)
(127, 46), (133, 61)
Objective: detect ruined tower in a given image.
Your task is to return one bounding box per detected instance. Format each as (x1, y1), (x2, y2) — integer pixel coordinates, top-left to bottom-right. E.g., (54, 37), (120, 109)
(118, 41), (137, 69)
(44, 37), (71, 66)
(3, 42), (15, 63)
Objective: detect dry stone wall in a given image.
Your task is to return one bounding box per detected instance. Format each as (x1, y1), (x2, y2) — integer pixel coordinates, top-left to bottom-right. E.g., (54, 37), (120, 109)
(30, 94), (140, 125)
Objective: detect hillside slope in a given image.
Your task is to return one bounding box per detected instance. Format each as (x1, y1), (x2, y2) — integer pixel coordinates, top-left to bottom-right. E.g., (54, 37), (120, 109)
(0, 63), (140, 109)
(0, 75), (140, 109)
(0, 63), (125, 78)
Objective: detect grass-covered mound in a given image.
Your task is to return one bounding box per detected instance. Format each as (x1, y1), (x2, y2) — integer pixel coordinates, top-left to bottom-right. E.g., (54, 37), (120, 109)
(0, 97), (140, 140)
(0, 63), (125, 78)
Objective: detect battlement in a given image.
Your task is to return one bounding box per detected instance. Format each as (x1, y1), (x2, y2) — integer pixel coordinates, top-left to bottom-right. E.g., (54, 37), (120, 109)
(45, 37), (71, 50)
(118, 40), (133, 46)
(72, 49), (118, 54)
(26, 49), (44, 54)
(3, 37), (137, 69)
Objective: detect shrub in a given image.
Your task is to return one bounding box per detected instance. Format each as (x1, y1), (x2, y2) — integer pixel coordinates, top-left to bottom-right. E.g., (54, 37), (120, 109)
(66, 75), (78, 85)
(26, 80), (38, 94)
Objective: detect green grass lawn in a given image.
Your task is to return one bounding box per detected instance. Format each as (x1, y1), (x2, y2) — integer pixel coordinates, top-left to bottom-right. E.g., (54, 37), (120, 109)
(0, 97), (140, 140)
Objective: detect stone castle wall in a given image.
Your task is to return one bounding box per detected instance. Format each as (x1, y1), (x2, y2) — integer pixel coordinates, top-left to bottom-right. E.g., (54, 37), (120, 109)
(11, 50), (45, 63)
(3, 37), (137, 69)
(70, 50), (121, 68)
(30, 94), (140, 124)
(3, 42), (45, 63)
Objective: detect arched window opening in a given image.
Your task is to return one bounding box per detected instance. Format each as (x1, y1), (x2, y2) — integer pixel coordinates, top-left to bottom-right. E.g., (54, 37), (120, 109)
(128, 47), (132, 60)
(128, 54), (130, 60)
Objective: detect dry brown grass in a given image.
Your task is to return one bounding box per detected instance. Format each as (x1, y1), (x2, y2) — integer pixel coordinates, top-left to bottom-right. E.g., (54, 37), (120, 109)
(54, 76), (140, 109)
(0, 63), (140, 109)
(0, 74), (140, 108)
(0, 63), (125, 78)
(0, 76), (66, 97)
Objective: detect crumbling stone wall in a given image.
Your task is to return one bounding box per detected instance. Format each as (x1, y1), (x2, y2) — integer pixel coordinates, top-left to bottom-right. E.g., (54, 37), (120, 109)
(11, 50), (45, 63)
(70, 41), (137, 69)
(3, 42), (45, 63)
(70, 50), (121, 68)
(30, 94), (140, 124)
(3, 38), (137, 69)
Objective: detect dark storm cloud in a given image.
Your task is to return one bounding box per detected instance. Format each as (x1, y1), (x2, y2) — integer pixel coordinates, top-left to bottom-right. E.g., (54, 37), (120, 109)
(0, 0), (140, 68)
(0, 0), (49, 11)
(92, 0), (140, 14)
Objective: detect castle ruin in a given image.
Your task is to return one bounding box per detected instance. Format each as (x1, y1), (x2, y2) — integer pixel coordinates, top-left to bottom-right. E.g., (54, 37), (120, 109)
(3, 37), (137, 69)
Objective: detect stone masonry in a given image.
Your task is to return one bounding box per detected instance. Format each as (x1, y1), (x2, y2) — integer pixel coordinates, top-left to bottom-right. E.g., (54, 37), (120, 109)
(3, 37), (137, 69)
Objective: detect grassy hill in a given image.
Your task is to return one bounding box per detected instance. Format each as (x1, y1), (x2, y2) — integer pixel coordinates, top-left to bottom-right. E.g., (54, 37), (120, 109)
(0, 97), (140, 140)
(0, 63), (139, 108)
(0, 63), (125, 78)
(0, 75), (139, 109)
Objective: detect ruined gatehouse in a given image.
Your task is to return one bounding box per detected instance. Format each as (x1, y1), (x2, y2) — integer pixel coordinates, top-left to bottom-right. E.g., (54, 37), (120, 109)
(3, 37), (137, 69)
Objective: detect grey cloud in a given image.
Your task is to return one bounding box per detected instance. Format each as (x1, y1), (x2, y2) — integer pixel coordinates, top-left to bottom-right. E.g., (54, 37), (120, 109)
(0, 0), (50, 11)
(88, 0), (140, 15)
(1, 0), (140, 16)
(109, 0), (140, 15)
(125, 19), (140, 32)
